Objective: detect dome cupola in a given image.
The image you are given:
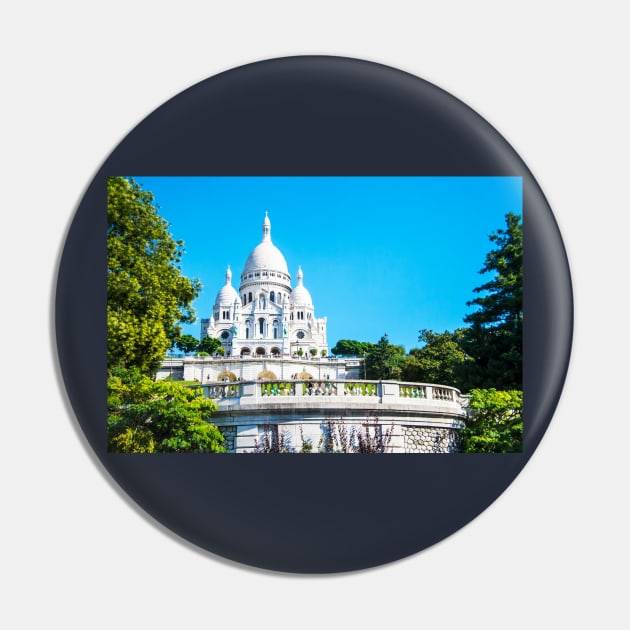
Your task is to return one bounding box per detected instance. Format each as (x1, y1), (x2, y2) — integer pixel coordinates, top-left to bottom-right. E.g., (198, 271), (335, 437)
(290, 266), (313, 306)
(242, 212), (289, 276)
(214, 265), (239, 306)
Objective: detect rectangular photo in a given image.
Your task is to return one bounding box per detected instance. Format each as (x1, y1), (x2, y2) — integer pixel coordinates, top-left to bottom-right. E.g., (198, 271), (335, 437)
(107, 176), (522, 453)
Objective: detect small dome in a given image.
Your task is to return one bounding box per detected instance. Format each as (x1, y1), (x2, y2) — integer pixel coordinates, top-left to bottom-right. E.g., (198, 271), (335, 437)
(215, 266), (239, 306)
(290, 266), (313, 306)
(243, 213), (289, 275)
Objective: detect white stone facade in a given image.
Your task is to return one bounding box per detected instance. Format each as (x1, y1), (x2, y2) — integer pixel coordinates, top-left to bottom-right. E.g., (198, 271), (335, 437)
(180, 356), (362, 383)
(200, 213), (328, 359)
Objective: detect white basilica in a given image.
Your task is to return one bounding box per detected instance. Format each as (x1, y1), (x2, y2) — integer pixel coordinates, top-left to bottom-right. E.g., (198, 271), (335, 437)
(157, 214), (465, 455)
(200, 213), (328, 359)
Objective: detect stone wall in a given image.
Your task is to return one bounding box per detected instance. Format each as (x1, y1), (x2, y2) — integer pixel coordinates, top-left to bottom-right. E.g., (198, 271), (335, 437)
(155, 362), (184, 381)
(215, 423), (463, 453)
(402, 426), (460, 453)
(219, 426), (237, 452)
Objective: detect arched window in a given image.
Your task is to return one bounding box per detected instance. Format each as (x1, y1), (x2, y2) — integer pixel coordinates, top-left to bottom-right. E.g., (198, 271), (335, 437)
(245, 320), (251, 339)
(273, 320), (279, 339)
(270, 291), (275, 303)
(259, 318), (265, 336)
(248, 292), (252, 303)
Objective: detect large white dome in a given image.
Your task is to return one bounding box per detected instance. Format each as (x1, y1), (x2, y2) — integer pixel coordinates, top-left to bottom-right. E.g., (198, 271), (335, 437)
(242, 213), (289, 275)
(243, 241), (289, 274)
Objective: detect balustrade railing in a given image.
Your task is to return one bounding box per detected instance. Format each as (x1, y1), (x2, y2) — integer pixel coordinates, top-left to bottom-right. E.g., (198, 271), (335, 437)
(204, 379), (460, 404)
(432, 386), (455, 401)
(261, 381), (296, 396)
(399, 384), (426, 398)
(342, 382), (378, 396)
(205, 383), (241, 399)
(303, 380), (338, 396)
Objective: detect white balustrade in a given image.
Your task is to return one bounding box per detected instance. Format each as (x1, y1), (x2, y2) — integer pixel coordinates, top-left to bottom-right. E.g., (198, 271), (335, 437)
(205, 383), (241, 400)
(203, 379), (460, 405)
(432, 386), (455, 401)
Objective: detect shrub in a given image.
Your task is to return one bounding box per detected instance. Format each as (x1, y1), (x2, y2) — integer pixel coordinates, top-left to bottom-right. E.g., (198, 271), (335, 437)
(461, 388), (523, 453)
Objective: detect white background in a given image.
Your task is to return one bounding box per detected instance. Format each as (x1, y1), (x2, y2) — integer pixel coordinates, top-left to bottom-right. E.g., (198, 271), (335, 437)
(2, 2), (628, 628)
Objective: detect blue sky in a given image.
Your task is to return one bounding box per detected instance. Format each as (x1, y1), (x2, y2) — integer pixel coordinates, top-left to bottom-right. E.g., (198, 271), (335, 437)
(133, 176), (521, 352)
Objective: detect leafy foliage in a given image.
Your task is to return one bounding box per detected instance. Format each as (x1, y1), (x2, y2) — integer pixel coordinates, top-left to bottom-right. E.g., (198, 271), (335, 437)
(462, 213), (522, 390)
(174, 334), (199, 355)
(107, 177), (200, 375)
(461, 388), (523, 453)
(331, 339), (375, 357)
(403, 329), (469, 387)
(107, 368), (224, 453)
(365, 334), (405, 380)
(197, 335), (224, 355)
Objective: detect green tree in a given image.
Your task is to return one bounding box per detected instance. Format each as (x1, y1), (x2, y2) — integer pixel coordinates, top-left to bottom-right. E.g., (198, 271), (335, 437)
(331, 339), (374, 357)
(108, 177), (201, 375)
(174, 334), (199, 355)
(402, 329), (468, 387)
(461, 388), (523, 453)
(462, 213), (522, 390)
(197, 335), (224, 355)
(107, 368), (224, 453)
(365, 334), (405, 380)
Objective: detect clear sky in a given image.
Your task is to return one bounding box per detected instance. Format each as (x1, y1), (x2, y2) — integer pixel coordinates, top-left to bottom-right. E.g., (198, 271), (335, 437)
(133, 176), (521, 352)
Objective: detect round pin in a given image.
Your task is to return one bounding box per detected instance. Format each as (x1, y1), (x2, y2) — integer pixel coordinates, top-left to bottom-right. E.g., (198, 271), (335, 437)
(55, 56), (572, 573)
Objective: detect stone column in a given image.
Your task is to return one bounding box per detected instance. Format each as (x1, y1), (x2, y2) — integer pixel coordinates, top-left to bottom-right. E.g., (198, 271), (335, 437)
(241, 381), (258, 399)
(380, 381), (399, 399)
